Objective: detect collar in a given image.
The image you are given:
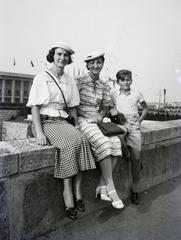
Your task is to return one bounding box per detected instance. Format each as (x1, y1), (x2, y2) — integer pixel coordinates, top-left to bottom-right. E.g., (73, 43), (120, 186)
(46, 70), (68, 84)
(118, 88), (132, 96)
(87, 72), (102, 86)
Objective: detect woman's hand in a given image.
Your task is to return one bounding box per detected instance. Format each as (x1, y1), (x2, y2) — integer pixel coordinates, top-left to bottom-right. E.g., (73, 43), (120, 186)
(36, 132), (48, 145)
(109, 108), (119, 116)
(88, 113), (102, 122)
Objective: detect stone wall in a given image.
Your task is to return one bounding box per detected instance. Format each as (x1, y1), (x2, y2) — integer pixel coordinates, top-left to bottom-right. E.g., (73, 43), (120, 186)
(0, 110), (19, 141)
(0, 120), (181, 240)
(0, 104), (30, 141)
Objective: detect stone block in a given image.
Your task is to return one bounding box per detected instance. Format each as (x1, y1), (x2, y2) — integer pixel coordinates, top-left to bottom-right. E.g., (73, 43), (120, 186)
(2, 120), (33, 141)
(141, 120), (181, 145)
(0, 139), (55, 176)
(19, 149), (54, 173)
(0, 153), (18, 178)
(0, 181), (10, 239)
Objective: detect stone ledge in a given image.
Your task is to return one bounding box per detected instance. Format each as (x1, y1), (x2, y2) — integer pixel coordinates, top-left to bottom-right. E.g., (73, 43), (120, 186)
(1, 121), (181, 239)
(2, 120), (181, 145)
(141, 120), (181, 144)
(0, 139), (54, 177)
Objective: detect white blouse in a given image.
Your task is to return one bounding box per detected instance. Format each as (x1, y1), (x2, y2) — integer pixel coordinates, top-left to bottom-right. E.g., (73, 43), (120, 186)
(27, 71), (80, 117)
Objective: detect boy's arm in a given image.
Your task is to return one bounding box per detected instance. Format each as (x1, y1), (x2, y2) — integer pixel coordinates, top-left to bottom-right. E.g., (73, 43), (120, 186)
(137, 101), (148, 123)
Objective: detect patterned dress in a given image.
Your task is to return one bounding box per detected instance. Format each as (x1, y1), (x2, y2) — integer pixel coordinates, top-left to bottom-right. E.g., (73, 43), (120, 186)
(75, 73), (122, 162)
(27, 71), (96, 179)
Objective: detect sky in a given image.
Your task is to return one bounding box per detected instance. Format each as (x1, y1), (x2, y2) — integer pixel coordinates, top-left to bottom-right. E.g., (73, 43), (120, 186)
(0, 0), (181, 103)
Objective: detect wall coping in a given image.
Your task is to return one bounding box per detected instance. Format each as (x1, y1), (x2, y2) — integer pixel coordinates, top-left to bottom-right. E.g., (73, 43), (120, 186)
(1, 120), (181, 178)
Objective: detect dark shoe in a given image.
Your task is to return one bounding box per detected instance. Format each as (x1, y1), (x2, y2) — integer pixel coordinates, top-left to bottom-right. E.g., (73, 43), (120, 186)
(66, 207), (77, 220)
(74, 199), (85, 212)
(131, 191), (140, 205)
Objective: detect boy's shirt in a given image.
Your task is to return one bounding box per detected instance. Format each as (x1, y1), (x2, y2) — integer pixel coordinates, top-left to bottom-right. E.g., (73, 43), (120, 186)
(110, 88), (145, 115)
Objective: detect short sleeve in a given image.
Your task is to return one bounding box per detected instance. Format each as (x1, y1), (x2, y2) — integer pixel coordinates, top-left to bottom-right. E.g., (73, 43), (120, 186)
(109, 89), (117, 107)
(74, 76), (82, 91)
(138, 91), (145, 103)
(67, 77), (80, 107)
(26, 72), (50, 107)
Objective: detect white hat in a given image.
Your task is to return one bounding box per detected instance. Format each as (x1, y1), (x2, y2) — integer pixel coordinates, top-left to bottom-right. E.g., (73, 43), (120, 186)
(49, 41), (75, 55)
(84, 51), (105, 62)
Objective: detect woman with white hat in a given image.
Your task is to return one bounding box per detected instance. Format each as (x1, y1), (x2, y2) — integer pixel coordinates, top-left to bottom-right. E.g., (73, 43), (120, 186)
(75, 51), (124, 209)
(27, 42), (96, 220)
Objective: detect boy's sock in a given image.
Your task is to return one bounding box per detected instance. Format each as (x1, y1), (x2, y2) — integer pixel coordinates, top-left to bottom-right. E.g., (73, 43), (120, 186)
(132, 184), (138, 193)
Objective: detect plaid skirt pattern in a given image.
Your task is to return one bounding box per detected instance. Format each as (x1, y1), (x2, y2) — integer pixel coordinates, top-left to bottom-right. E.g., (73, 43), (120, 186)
(78, 120), (122, 162)
(31, 119), (96, 179)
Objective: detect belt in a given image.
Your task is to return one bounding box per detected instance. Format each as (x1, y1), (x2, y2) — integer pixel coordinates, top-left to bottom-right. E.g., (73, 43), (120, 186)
(40, 115), (65, 121)
(44, 103), (65, 110)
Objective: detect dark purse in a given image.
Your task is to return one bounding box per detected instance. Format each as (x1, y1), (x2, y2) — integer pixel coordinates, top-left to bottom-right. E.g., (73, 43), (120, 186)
(45, 71), (75, 126)
(97, 121), (125, 137)
(110, 112), (127, 125)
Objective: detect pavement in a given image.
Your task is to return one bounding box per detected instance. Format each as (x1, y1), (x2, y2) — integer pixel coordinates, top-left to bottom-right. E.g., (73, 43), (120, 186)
(36, 175), (181, 240)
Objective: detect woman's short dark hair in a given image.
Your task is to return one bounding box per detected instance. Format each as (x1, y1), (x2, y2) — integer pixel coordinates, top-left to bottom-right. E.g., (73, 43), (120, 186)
(46, 48), (73, 64)
(86, 56), (105, 70)
(116, 70), (132, 83)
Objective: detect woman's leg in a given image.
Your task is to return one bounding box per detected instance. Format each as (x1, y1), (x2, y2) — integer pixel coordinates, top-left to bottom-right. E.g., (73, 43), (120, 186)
(98, 156), (117, 195)
(73, 172), (85, 212)
(63, 177), (78, 219)
(111, 156), (118, 170)
(99, 156), (120, 202)
(63, 177), (74, 208)
(73, 172), (83, 200)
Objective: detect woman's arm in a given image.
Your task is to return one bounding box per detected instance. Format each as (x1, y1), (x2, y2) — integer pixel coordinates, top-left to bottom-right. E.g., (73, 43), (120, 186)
(77, 108), (102, 122)
(100, 106), (109, 119)
(31, 105), (48, 145)
(69, 107), (78, 127)
(138, 101), (149, 123)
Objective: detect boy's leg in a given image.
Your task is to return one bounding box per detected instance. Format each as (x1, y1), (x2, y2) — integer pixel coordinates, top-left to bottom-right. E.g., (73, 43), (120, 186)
(130, 147), (141, 204)
(117, 125), (131, 159)
(117, 134), (131, 160)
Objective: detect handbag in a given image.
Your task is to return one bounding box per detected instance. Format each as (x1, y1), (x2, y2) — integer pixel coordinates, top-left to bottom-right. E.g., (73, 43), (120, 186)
(108, 111), (127, 125)
(45, 71), (75, 126)
(97, 121), (125, 137)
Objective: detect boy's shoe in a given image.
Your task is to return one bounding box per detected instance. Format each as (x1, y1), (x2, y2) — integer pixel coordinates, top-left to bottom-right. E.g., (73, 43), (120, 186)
(131, 190), (140, 205)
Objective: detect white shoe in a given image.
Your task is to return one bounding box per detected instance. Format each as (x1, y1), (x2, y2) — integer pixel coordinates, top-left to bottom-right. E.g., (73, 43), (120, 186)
(108, 190), (124, 209)
(95, 186), (112, 201)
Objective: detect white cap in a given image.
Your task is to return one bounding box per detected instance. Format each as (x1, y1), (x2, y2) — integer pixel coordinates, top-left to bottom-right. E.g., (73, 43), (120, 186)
(49, 41), (75, 55)
(84, 51), (105, 62)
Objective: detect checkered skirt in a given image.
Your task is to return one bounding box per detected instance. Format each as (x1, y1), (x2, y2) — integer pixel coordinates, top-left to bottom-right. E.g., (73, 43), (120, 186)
(78, 120), (122, 162)
(31, 119), (96, 179)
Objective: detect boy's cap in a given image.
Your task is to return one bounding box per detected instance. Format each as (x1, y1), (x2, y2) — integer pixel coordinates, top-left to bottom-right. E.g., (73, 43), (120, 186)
(84, 51), (105, 62)
(49, 42), (75, 55)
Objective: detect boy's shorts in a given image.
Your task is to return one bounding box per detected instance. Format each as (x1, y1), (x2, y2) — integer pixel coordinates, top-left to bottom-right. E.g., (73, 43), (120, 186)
(124, 119), (142, 152)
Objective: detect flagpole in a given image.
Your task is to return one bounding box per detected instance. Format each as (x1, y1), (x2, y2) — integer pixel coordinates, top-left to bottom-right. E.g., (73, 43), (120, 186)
(158, 87), (161, 110)
(30, 60), (34, 75)
(12, 58), (16, 73)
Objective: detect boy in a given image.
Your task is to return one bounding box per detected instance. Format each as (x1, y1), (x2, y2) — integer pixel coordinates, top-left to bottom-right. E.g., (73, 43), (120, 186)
(109, 70), (148, 204)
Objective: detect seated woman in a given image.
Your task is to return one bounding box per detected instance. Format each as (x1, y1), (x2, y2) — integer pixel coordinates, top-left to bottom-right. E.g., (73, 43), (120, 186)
(26, 42), (96, 220)
(75, 51), (124, 209)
